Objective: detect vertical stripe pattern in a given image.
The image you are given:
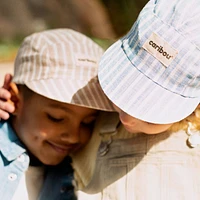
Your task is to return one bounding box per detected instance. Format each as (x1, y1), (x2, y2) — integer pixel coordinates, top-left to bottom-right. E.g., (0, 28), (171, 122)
(13, 29), (114, 111)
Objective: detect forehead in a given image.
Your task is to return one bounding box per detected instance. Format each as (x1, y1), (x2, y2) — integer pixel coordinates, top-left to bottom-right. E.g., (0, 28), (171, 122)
(25, 91), (97, 116)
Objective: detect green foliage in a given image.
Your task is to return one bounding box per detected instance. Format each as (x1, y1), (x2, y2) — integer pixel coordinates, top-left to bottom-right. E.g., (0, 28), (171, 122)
(91, 37), (116, 50)
(101, 0), (148, 36)
(0, 40), (20, 62)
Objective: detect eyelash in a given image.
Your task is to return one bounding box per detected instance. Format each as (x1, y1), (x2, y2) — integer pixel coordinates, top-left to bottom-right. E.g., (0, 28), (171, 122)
(47, 114), (64, 122)
(81, 120), (96, 127)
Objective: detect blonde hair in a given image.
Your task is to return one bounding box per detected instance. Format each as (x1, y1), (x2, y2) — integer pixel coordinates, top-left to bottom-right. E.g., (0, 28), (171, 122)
(169, 105), (200, 133)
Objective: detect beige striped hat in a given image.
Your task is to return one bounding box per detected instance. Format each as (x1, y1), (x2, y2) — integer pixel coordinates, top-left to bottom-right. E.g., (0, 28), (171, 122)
(13, 29), (114, 111)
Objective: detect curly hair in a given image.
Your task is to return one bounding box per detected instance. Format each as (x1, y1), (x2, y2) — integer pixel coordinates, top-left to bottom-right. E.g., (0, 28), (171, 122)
(168, 105), (200, 133)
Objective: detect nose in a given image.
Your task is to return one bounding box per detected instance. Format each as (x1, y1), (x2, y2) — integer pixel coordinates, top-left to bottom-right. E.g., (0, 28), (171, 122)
(112, 103), (132, 125)
(60, 126), (80, 144)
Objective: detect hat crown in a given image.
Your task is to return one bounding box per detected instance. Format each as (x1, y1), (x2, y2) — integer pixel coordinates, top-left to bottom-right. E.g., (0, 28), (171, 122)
(154, 0), (200, 47)
(123, 0), (200, 98)
(13, 29), (104, 83)
(13, 29), (114, 111)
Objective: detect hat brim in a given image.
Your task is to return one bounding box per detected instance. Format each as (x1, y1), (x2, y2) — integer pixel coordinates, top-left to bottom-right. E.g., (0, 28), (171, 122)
(25, 77), (114, 112)
(98, 39), (200, 124)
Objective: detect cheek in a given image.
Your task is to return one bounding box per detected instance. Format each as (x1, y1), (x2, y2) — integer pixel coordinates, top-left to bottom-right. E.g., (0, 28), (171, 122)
(19, 118), (51, 142)
(20, 126), (47, 144)
(155, 124), (172, 132)
(112, 104), (136, 125)
(144, 124), (172, 134)
(119, 114), (138, 126)
(15, 105), (56, 147)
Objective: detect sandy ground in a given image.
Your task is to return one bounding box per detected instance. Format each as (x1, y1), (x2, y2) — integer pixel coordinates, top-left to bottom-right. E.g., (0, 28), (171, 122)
(0, 62), (14, 85)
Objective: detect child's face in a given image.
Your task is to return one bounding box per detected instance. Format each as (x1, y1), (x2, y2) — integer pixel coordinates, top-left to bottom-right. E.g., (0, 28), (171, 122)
(113, 104), (172, 134)
(13, 91), (98, 165)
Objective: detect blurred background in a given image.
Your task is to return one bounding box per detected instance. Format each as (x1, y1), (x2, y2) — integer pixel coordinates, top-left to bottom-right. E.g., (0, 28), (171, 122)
(0, 0), (148, 84)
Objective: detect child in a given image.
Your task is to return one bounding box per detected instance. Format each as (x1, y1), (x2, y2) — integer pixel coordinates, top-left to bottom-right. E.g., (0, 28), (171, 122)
(59, 0), (200, 199)
(2, 1), (200, 199)
(0, 28), (114, 200)
(90, 0), (200, 199)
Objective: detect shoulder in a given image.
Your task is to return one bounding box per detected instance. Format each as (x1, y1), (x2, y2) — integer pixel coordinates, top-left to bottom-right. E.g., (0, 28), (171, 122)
(0, 120), (18, 142)
(0, 120), (26, 162)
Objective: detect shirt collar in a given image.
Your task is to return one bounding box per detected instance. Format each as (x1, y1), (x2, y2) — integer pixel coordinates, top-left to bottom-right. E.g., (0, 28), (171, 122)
(0, 120), (26, 161)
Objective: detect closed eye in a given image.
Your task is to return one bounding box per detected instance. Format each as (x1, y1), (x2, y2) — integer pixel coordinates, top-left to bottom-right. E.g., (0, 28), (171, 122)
(47, 114), (64, 122)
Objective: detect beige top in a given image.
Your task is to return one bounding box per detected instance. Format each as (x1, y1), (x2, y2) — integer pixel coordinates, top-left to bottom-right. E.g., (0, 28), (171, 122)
(71, 112), (135, 190)
(72, 113), (200, 200)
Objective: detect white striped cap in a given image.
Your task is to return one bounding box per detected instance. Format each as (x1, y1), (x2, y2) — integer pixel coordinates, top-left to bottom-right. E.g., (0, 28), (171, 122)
(13, 29), (114, 111)
(98, 0), (200, 123)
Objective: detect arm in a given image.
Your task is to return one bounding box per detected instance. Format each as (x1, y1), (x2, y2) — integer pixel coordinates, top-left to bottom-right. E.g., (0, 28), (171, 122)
(0, 74), (15, 120)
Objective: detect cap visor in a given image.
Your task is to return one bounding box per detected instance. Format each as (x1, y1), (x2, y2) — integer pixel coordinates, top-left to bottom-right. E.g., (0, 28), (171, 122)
(25, 78), (114, 112)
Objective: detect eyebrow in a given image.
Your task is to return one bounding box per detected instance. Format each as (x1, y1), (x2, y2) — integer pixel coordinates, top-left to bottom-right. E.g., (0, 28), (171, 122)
(48, 103), (98, 116)
(48, 103), (72, 113)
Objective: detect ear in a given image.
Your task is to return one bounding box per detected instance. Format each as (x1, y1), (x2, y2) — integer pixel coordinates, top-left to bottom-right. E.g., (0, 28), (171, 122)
(9, 83), (22, 115)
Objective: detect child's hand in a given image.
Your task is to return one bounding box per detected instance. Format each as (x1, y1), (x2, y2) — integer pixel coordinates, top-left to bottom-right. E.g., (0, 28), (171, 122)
(0, 74), (15, 120)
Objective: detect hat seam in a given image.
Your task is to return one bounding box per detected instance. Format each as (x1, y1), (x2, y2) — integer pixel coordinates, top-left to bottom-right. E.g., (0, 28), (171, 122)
(122, 12), (199, 98)
(153, 12), (200, 52)
(122, 42), (197, 99)
(153, 13), (200, 96)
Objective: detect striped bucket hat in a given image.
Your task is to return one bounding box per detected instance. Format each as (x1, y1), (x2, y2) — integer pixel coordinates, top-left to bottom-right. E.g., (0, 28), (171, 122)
(13, 29), (114, 111)
(98, 0), (200, 123)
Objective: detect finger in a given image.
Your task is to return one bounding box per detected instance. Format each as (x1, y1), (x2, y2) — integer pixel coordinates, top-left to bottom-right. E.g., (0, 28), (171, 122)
(0, 109), (10, 120)
(3, 73), (13, 89)
(0, 87), (11, 100)
(0, 100), (15, 113)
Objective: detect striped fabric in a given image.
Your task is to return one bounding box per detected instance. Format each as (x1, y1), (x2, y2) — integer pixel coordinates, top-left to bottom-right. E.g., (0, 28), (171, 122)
(13, 29), (114, 111)
(98, 0), (200, 123)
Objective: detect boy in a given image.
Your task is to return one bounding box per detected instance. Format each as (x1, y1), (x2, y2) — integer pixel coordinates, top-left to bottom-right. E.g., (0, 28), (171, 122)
(5, 1), (200, 198)
(0, 28), (114, 200)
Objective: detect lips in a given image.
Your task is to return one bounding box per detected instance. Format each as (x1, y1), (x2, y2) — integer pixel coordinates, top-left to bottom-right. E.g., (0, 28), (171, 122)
(47, 141), (78, 154)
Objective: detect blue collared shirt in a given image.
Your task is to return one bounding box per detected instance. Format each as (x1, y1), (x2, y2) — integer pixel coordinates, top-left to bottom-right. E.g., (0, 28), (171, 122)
(0, 120), (77, 200)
